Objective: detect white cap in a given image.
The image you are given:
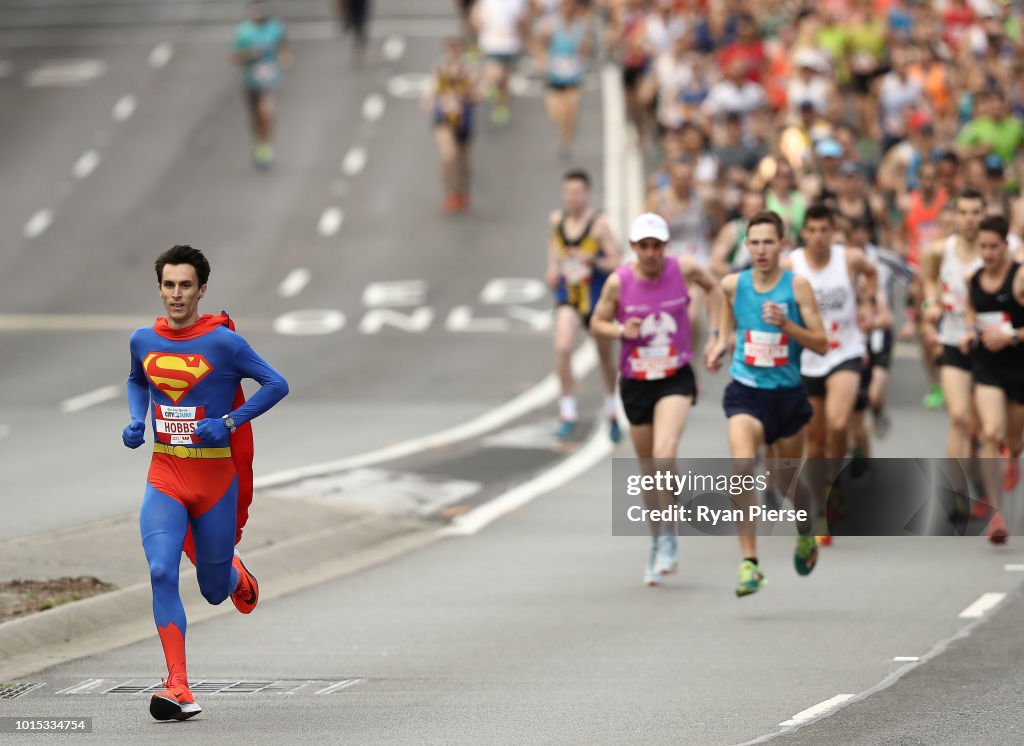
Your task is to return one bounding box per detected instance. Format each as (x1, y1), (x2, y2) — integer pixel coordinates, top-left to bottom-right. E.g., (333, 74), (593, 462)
(628, 213), (670, 243)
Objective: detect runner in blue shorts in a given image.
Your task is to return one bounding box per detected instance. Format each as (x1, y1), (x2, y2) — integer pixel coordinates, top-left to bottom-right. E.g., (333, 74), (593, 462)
(708, 211), (828, 597)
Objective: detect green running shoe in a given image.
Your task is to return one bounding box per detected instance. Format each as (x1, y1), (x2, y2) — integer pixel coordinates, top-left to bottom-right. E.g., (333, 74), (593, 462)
(735, 560), (765, 597)
(922, 385), (944, 410)
(794, 535), (818, 576)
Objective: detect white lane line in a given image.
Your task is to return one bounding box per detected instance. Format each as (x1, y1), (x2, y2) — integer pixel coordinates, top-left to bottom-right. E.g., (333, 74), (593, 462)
(112, 94), (136, 122)
(72, 149), (100, 179)
(958, 592), (1007, 619)
(600, 63), (624, 239)
(23, 209), (53, 239)
(892, 656), (919, 662)
(362, 93), (385, 122)
(278, 268), (312, 298)
(314, 679), (363, 695)
(60, 385), (121, 413)
(1004, 564), (1024, 572)
(441, 422), (613, 536)
(342, 146), (367, 176)
(148, 42), (173, 68)
(254, 342), (598, 489)
(778, 695), (855, 727)
(382, 35), (406, 61)
(317, 207), (344, 237)
(56, 678), (105, 695)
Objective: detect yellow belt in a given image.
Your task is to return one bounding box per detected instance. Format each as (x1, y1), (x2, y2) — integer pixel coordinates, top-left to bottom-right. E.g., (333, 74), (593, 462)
(154, 443), (232, 460)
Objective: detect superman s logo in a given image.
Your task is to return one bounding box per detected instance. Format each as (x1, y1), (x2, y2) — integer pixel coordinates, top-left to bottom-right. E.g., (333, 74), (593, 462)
(143, 352), (214, 403)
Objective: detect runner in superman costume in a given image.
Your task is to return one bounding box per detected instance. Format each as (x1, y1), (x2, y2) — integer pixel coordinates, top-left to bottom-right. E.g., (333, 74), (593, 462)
(122, 245), (288, 721)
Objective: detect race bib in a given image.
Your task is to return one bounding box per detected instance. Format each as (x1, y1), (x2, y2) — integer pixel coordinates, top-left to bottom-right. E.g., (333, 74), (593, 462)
(550, 57), (582, 80)
(941, 282), (965, 314)
(252, 61), (277, 85)
(743, 331), (789, 368)
(629, 345), (681, 380)
(826, 320), (841, 350)
(153, 405), (205, 445)
(561, 256), (592, 284)
(870, 329), (885, 354)
(977, 311), (1013, 335)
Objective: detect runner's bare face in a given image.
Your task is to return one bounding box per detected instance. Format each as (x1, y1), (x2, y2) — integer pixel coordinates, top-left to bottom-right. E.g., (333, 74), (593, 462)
(977, 230), (1007, 270)
(562, 178), (589, 216)
(159, 264), (206, 327)
(802, 217), (831, 253)
(747, 223), (781, 272)
(633, 239), (666, 276)
(956, 198), (985, 241)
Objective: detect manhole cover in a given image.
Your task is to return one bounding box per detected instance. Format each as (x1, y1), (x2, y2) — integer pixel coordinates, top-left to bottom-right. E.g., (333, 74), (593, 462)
(0, 683), (44, 699)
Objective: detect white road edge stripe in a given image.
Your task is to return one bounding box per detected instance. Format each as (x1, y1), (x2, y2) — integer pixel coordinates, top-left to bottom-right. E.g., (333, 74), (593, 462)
(72, 149), (100, 179)
(440, 422), (613, 536)
(148, 42), (173, 68)
(1004, 564), (1024, 572)
(254, 342), (597, 489)
(60, 384), (120, 413)
(314, 679), (363, 695)
(342, 147), (367, 176)
(362, 93), (385, 122)
(892, 656), (919, 662)
(23, 209), (53, 239)
(278, 268), (312, 298)
(317, 207), (344, 236)
(112, 94), (136, 121)
(958, 592), (1007, 619)
(778, 694), (855, 727)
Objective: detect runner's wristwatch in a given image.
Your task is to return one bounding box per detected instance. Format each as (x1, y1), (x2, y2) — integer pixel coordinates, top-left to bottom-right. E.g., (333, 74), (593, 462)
(222, 415), (237, 434)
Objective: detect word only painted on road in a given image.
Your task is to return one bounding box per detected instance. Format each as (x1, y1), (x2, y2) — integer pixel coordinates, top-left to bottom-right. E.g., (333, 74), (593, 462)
(273, 278), (554, 336)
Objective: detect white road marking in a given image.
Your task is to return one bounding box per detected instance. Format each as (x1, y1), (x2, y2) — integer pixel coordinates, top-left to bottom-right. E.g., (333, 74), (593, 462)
(600, 63), (624, 240)
(359, 307), (434, 334)
(362, 280), (427, 307)
(112, 94), (136, 121)
(892, 656), (920, 662)
(446, 306), (511, 333)
(253, 342), (598, 489)
(381, 35), (406, 61)
(0, 313), (153, 331)
(1005, 564), (1024, 572)
(958, 592), (1006, 619)
(317, 207), (344, 236)
(56, 679), (105, 695)
(778, 695), (855, 727)
(25, 59), (106, 87)
(315, 679), (363, 695)
(342, 146), (367, 176)
(23, 209), (53, 239)
(272, 309), (345, 336)
(148, 42), (173, 68)
(479, 278), (546, 305)
(60, 384), (120, 413)
(505, 305), (552, 331)
(362, 93), (385, 122)
(278, 268), (312, 298)
(386, 73), (431, 99)
(72, 149), (100, 179)
(441, 421), (613, 536)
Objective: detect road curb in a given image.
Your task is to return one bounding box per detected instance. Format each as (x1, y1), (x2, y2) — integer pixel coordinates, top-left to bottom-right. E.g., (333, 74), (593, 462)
(0, 513), (439, 681)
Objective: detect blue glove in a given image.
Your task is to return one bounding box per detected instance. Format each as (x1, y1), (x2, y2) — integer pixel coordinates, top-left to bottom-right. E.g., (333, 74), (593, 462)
(122, 420), (146, 449)
(194, 418), (231, 447)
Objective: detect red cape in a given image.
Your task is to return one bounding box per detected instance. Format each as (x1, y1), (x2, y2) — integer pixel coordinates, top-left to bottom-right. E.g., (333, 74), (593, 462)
(154, 313), (255, 561)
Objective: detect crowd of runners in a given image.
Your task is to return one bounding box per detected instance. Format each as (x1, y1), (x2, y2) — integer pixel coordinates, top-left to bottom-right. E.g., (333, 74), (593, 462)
(437, 0), (1024, 591)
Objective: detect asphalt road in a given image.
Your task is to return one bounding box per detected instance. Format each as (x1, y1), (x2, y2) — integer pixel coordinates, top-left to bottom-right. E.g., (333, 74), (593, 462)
(2, 2), (1023, 744)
